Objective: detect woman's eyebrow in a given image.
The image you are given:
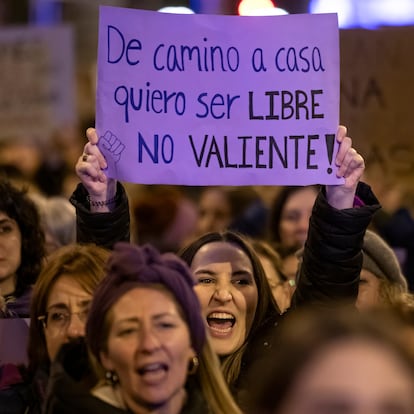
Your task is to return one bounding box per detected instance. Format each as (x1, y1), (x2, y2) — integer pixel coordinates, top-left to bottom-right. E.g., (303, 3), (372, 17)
(194, 269), (215, 275)
(153, 312), (177, 321)
(232, 270), (253, 276)
(47, 299), (91, 310)
(46, 303), (69, 311)
(0, 218), (14, 225)
(114, 316), (141, 325)
(115, 313), (178, 324)
(78, 299), (92, 307)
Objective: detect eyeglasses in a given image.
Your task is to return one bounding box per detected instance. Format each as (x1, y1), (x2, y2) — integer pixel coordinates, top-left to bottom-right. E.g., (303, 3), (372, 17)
(38, 306), (89, 331)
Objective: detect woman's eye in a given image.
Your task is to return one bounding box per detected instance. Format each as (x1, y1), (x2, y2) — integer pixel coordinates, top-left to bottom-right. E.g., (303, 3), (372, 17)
(0, 225), (13, 234)
(233, 278), (252, 286)
(158, 322), (175, 329)
(198, 277), (215, 284)
(282, 212), (300, 222)
(232, 272), (254, 286)
(50, 312), (67, 322)
(119, 328), (136, 336)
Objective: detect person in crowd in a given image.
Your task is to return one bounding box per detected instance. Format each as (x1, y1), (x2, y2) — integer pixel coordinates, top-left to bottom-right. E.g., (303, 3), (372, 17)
(245, 307), (414, 414)
(379, 298), (414, 359)
(131, 185), (198, 253)
(70, 126), (380, 403)
(265, 185), (320, 285)
(0, 180), (45, 413)
(43, 243), (242, 414)
(178, 230), (280, 396)
(292, 228), (411, 312)
(276, 244), (301, 289)
(195, 186), (268, 239)
(375, 207), (414, 292)
(267, 185), (320, 251)
(0, 179), (45, 318)
(15, 243), (110, 414)
(0, 138), (43, 188)
(251, 239), (293, 313)
(356, 229), (410, 310)
(363, 163), (414, 290)
(29, 193), (76, 256)
(269, 190), (411, 310)
(195, 187), (232, 236)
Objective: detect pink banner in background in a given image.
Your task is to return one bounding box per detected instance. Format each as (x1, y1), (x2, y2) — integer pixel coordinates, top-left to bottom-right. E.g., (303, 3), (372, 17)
(96, 6), (341, 186)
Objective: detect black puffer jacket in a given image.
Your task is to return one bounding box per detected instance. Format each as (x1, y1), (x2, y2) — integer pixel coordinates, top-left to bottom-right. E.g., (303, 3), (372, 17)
(236, 182), (380, 403)
(70, 182), (130, 249)
(292, 182), (380, 309)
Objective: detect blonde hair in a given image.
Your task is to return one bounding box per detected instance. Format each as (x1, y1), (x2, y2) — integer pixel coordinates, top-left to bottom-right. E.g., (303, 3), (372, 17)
(198, 336), (243, 414)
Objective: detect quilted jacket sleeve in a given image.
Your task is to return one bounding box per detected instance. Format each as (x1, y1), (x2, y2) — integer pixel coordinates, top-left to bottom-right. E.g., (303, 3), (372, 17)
(70, 182), (130, 250)
(291, 182), (381, 309)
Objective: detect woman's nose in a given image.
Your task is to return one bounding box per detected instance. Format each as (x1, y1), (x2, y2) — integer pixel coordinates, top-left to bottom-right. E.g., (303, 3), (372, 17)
(298, 214), (311, 232)
(66, 313), (85, 339)
(139, 328), (161, 352)
(213, 285), (233, 303)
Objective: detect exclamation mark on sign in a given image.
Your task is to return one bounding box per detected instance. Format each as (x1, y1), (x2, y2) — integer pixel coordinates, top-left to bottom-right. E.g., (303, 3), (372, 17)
(325, 134), (335, 174)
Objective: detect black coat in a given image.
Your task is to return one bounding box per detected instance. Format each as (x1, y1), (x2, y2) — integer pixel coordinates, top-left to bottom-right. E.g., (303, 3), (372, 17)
(372, 207), (414, 291)
(292, 182), (380, 309)
(236, 182), (380, 403)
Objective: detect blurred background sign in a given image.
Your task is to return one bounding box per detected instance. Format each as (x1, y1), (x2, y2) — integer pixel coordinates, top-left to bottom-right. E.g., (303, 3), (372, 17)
(0, 25), (75, 142)
(340, 25), (414, 183)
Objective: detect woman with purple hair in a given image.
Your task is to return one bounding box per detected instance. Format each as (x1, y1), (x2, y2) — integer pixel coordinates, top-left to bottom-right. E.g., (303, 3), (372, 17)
(43, 243), (241, 414)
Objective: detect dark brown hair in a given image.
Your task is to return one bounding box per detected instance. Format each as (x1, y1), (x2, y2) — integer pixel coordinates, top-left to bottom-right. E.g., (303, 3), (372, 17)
(178, 230), (280, 386)
(0, 179), (45, 296)
(268, 185), (319, 245)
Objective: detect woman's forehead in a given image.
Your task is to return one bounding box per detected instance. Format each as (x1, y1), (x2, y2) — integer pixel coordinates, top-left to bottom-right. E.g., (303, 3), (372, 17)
(0, 211), (14, 221)
(191, 241), (252, 267)
(47, 275), (92, 306)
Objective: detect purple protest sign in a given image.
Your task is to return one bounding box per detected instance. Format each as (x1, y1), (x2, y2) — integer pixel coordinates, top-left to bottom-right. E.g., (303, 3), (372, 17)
(96, 6), (341, 185)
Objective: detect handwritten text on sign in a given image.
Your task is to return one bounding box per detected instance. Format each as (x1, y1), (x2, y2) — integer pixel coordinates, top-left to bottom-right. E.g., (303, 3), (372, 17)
(96, 7), (340, 185)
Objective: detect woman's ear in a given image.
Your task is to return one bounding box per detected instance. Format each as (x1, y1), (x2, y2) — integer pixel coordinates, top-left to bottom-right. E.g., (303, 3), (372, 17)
(100, 350), (114, 372)
(188, 347), (199, 375)
(189, 346), (197, 360)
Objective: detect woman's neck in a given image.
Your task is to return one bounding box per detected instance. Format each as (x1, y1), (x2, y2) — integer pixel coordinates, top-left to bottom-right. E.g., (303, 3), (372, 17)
(121, 387), (187, 414)
(93, 384), (187, 414)
(0, 274), (17, 297)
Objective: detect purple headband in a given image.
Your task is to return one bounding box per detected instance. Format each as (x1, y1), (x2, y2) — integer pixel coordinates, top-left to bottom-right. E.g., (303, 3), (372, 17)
(86, 243), (206, 357)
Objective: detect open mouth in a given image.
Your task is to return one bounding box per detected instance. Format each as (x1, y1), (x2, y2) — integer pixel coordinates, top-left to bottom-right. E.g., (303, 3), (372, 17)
(207, 312), (236, 334)
(137, 362), (168, 376)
